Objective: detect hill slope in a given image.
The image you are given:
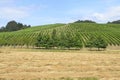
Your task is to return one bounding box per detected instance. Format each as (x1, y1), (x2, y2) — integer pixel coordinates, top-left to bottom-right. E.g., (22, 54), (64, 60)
(0, 23), (120, 47)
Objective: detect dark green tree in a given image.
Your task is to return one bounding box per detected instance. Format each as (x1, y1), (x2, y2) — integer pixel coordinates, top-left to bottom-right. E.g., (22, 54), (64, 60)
(74, 33), (83, 49)
(0, 26), (7, 32)
(86, 36), (108, 50)
(6, 20), (18, 31)
(85, 36), (95, 50)
(51, 29), (58, 47)
(94, 37), (108, 50)
(64, 33), (74, 48)
(74, 20), (96, 23)
(35, 33), (52, 49)
(107, 20), (120, 24)
(35, 33), (43, 48)
(0, 20), (31, 32)
(59, 32), (83, 49)
(58, 33), (67, 48)
(17, 23), (24, 30)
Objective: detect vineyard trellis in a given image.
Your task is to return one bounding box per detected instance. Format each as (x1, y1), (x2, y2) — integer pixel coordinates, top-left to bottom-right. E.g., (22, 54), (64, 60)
(0, 23), (120, 48)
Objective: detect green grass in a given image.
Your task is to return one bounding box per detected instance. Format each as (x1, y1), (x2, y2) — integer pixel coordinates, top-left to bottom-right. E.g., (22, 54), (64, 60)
(0, 23), (120, 47)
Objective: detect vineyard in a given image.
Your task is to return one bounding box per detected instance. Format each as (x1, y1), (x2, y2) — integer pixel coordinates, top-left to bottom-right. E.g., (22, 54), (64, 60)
(0, 23), (120, 48)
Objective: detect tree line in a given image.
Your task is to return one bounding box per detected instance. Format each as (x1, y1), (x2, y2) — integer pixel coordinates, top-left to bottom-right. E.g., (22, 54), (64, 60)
(35, 29), (108, 50)
(74, 20), (120, 24)
(0, 20), (31, 32)
(85, 36), (108, 51)
(74, 20), (96, 23)
(107, 20), (120, 24)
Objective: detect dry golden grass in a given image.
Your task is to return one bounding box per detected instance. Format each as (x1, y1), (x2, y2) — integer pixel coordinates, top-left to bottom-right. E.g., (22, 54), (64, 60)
(0, 47), (120, 80)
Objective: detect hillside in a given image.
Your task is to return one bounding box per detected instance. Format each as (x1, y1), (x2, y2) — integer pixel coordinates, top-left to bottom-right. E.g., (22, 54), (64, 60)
(0, 23), (120, 48)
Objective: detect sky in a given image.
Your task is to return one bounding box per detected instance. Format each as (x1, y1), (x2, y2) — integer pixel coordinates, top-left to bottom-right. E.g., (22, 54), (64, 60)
(0, 0), (120, 27)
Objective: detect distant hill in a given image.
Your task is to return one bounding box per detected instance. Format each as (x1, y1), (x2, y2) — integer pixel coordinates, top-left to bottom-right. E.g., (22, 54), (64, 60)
(108, 20), (120, 24)
(0, 23), (120, 48)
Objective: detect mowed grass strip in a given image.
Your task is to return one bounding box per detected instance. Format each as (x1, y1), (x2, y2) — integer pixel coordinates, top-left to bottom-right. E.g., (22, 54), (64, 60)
(0, 77), (98, 80)
(0, 49), (120, 80)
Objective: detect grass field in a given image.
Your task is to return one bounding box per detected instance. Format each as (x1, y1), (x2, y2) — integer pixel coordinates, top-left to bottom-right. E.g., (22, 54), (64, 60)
(0, 48), (120, 80)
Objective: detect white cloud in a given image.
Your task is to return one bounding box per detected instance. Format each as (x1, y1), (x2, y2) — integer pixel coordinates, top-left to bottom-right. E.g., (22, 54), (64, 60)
(67, 8), (94, 16)
(93, 6), (120, 22)
(67, 6), (120, 23)
(0, 7), (30, 20)
(0, 1), (47, 20)
(65, 8), (96, 22)
(101, 0), (117, 3)
(0, 0), (31, 20)
(0, 0), (15, 4)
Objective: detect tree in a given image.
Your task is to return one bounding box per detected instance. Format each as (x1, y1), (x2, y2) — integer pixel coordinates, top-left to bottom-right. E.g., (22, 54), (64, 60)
(35, 33), (52, 49)
(94, 37), (108, 50)
(17, 23), (24, 30)
(58, 33), (67, 48)
(74, 20), (96, 23)
(23, 24), (31, 29)
(0, 26), (7, 32)
(85, 36), (95, 50)
(51, 29), (58, 47)
(0, 20), (31, 32)
(6, 20), (18, 31)
(64, 32), (75, 48)
(74, 33), (83, 49)
(107, 20), (120, 24)
(35, 33), (43, 48)
(86, 36), (108, 50)
(35, 31), (83, 49)
(59, 32), (83, 49)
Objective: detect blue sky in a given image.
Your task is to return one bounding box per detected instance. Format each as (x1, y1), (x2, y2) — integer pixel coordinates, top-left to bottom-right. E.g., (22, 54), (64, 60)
(0, 0), (120, 27)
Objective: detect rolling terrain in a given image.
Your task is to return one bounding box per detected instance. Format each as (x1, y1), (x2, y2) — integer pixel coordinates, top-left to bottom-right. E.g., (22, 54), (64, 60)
(0, 23), (120, 48)
(0, 23), (120, 80)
